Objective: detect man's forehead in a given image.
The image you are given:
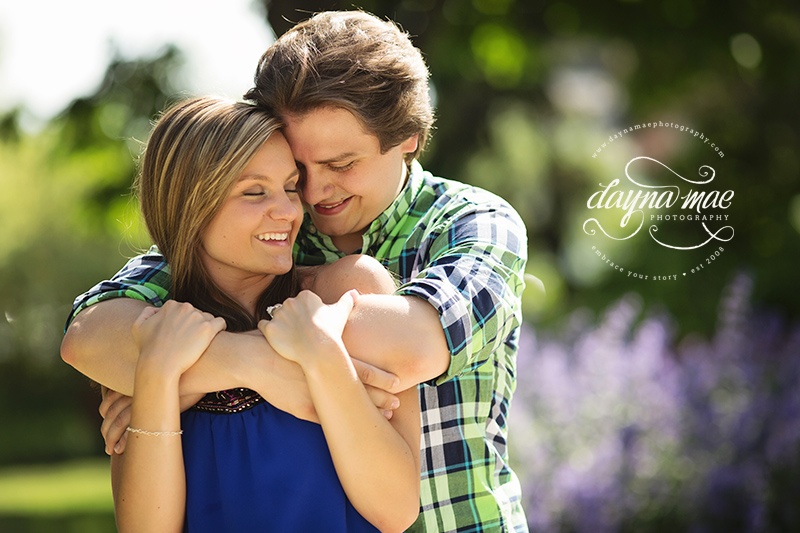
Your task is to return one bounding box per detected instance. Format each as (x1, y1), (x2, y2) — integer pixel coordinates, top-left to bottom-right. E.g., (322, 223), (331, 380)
(283, 106), (372, 135)
(282, 108), (380, 161)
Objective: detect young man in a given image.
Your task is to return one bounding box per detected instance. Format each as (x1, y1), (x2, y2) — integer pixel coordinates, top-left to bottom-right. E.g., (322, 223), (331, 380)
(62, 11), (529, 532)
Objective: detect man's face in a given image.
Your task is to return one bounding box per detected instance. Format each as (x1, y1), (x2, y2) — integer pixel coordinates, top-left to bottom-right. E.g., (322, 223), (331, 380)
(282, 106), (418, 253)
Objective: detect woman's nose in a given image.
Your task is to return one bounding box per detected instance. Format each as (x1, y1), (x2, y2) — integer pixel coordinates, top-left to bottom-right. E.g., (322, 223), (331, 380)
(269, 192), (301, 221)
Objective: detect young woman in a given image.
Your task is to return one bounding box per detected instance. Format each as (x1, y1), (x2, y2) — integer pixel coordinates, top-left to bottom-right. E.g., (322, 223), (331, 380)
(112, 96), (420, 532)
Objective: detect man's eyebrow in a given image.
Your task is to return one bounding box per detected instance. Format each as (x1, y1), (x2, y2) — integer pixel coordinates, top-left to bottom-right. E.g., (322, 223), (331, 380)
(314, 152), (359, 165)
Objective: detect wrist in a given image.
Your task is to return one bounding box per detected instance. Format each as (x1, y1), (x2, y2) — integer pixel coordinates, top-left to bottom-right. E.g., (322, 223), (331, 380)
(302, 341), (356, 380)
(134, 359), (181, 393)
(130, 379), (182, 430)
(233, 332), (277, 390)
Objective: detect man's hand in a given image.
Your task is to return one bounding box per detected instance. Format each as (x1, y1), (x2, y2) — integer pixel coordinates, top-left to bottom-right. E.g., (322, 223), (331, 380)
(99, 387), (131, 456)
(99, 387), (203, 455)
(354, 360), (404, 418)
(352, 358), (403, 395)
(99, 356), (404, 454)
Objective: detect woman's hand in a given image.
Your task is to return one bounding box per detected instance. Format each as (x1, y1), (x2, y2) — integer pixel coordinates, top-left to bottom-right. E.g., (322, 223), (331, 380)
(258, 289), (357, 367)
(132, 301), (227, 376)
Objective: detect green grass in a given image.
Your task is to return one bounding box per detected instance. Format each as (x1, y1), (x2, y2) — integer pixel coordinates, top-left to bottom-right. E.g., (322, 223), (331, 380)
(0, 458), (113, 515)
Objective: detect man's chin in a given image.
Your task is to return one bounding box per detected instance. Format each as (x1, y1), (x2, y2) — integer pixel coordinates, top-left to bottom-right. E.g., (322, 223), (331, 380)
(309, 218), (341, 236)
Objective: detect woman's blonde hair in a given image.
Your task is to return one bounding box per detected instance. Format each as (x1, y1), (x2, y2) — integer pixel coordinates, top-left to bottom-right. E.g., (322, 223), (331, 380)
(136, 96), (297, 331)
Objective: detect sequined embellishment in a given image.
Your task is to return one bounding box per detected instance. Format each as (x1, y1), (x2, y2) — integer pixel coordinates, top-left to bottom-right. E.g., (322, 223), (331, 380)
(192, 388), (265, 414)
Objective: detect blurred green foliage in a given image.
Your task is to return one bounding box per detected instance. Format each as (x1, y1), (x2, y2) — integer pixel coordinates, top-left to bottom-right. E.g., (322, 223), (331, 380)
(1, 0), (798, 528)
(262, 0), (800, 333)
(0, 49), (181, 466)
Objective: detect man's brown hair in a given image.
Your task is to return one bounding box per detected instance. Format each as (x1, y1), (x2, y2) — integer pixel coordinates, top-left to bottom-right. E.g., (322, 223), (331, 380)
(245, 10), (434, 163)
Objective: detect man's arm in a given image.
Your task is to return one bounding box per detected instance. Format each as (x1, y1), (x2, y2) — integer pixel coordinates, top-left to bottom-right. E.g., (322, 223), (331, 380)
(342, 294), (450, 391)
(61, 298), (318, 420)
(62, 251), (403, 425)
(321, 200), (529, 391)
(304, 255), (449, 391)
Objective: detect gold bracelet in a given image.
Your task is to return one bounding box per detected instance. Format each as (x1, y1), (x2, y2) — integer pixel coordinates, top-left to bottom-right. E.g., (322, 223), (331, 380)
(126, 426), (183, 437)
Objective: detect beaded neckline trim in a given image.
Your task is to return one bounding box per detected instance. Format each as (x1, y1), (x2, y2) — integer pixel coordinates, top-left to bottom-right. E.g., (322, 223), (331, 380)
(192, 388), (264, 414)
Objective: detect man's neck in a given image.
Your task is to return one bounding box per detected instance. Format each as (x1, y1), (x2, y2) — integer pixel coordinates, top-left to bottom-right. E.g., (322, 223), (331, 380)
(331, 233), (363, 255)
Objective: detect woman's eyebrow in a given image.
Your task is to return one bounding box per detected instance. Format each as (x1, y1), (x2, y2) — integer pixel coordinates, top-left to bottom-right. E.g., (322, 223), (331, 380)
(239, 168), (300, 182)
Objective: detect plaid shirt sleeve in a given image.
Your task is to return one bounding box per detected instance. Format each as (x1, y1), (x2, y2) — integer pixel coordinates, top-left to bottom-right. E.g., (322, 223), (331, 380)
(396, 199), (527, 385)
(64, 246), (172, 331)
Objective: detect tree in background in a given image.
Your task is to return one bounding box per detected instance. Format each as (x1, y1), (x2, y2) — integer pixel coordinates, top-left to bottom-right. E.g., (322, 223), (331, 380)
(0, 48), (183, 464)
(263, 0), (800, 333)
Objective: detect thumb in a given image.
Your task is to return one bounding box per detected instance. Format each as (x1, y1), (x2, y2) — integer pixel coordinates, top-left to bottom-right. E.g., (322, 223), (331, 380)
(132, 305), (160, 335)
(333, 289), (358, 316)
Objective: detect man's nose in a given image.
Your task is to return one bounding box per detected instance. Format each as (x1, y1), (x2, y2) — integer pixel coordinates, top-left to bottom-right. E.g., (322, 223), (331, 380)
(300, 167), (335, 205)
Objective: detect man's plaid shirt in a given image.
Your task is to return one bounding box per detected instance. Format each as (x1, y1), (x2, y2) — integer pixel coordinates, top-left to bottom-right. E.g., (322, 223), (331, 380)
(68, 161), (529, 532)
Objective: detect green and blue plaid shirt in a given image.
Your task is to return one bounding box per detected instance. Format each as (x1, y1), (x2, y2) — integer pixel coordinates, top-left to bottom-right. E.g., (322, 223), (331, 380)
(68, 161), (529, 532)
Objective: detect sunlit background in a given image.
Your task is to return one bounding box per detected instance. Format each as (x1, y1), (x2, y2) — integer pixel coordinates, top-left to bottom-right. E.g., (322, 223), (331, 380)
(1, 0), (798, 531)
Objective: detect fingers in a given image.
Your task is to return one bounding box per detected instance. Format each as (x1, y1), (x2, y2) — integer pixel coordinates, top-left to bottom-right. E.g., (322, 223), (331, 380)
(365, 384), (401, 413)
(352, 358), (401, 393)
(116, 430), (128, 455)
(200, 310), (227, 332)
(133, 301), (226, 366)
(98, 388), (124, 419)
(131, 305), (160, 335)
(209, 315), (227, 333)
(99, 393), (133, 455)
(136, 302), (225, 331)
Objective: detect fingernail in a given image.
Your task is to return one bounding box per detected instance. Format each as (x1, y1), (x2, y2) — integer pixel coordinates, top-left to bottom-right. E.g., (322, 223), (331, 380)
(114, 444), (122, 455)
(391, 399), (400, 409)
(382, 410), (393, 419)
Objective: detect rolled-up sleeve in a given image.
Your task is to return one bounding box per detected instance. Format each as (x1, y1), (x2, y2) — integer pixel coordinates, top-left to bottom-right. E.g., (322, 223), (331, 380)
(64, 246), (172, 331)
(396, 202), (527, 384)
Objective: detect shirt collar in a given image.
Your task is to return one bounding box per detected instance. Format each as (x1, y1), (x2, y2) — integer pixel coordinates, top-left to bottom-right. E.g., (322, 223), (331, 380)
(360, 160), (425, 254)
(298, 160), (426, 258)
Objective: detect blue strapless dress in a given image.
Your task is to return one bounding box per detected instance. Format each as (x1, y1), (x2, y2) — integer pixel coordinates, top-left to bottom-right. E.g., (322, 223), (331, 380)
(179, 388), (379, 532)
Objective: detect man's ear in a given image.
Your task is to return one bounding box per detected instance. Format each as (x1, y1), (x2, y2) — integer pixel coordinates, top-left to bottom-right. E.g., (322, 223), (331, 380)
(400, 134), (419, 155)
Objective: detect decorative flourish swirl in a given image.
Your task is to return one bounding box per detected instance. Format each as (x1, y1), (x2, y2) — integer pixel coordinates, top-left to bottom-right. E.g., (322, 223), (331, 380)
(583, 212), (644, 241)
(625, 156), (715, 187)
(648, 223), (734, 250)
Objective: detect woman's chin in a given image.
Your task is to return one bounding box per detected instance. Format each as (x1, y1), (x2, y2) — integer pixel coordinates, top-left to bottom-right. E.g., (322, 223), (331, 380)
(267, 258), (294, 275)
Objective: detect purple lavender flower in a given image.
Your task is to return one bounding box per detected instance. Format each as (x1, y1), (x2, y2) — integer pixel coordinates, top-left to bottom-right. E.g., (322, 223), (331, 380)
(510, 273), (800, 531)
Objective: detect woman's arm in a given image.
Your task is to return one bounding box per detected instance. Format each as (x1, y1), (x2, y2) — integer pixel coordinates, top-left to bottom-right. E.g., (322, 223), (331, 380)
(260, 291), (420, 532)
(62, 299), (320, 421)
(63, 298), (400, 423)
(112, 302), (225, 533)
(86, 257), (406, 458)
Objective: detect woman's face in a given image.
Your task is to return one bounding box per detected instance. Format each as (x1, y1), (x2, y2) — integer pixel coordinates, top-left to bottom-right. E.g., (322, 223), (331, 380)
(200, 132), (302, 300)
